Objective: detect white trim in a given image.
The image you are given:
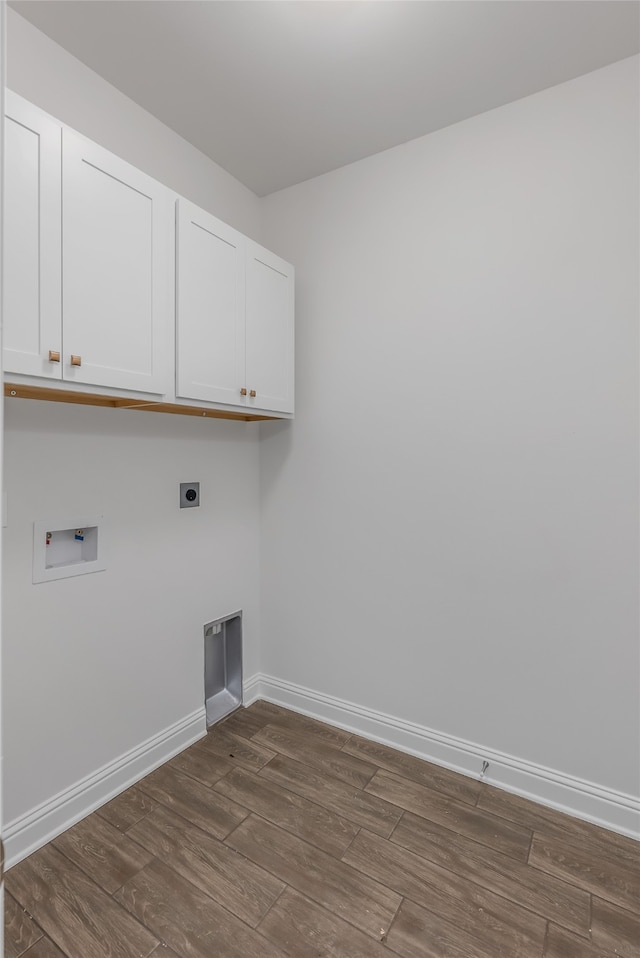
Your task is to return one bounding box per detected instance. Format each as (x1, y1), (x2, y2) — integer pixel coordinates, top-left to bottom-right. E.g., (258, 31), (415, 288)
(5, 676), (638, 869)
(243, 672), (263, 705)
(257, 673), (640, 841)
(4, 707), (206, 869)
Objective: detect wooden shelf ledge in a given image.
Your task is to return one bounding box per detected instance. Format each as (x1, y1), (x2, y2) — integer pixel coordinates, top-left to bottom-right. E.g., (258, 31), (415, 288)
(4, 383), (278, 422)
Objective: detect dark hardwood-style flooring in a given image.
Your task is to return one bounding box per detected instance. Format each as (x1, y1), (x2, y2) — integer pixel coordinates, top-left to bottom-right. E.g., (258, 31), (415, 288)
(5, 701), (639, 957)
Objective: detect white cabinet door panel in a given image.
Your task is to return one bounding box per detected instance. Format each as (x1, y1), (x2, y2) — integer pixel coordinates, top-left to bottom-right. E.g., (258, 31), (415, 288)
(245, 241), (294, 414)
(176, 199), (246, 405)
(62, 130), (170, 393)
(3, 93), (61, 379)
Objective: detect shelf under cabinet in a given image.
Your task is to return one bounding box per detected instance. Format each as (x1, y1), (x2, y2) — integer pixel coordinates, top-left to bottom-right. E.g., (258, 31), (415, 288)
(4, 382), (279, 422)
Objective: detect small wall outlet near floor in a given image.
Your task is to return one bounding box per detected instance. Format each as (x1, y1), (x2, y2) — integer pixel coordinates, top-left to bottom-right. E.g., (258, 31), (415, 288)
(180, 482), (200, 508)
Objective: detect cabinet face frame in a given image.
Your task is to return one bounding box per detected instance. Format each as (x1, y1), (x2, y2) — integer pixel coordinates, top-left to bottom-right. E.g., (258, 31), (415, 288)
(3, 92), (62, 380)
(62, 129), (171, 395)
(175, 198), (247, 407)
(245, 240), (295, 415)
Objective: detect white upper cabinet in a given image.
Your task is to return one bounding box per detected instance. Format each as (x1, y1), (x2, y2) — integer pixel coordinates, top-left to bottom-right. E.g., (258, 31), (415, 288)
(246, 240), (294, 415)
(3, 92), (171, 395)
(3, 94), (294, 419)
(62, 130), (171, 393)
(177, 200), (294, 415)
(3, 92), (62, 379)
(176, 199), (246, 406)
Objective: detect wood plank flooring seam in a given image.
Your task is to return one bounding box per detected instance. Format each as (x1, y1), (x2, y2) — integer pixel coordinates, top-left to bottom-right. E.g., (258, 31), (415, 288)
(51, 812), (158, 897)
(339, 824), (363, 860)
(342, 824), (567, 956)
(52, 839), (154, 902)
(365, 767), (534, 861)
(128, 804), (288, 929)
(252, 723), (379, 790)
(261, 879), (291, 920)
(6, 844), (162, 958)
(477, 783), (640, 867)
(362, 828), (592, 943)
(50, 844), (169, 955)
(340, 735), (482, 807)
(114, 856), (295, 958)
(387, 812), (593, 939)
(543, 921), (635, 958)
(249, 725), (355, 751)
(271, 878), (406, 948)
(243, 704), (355, 750)
(541, 921), (551, 956)
(258, 753), (404, 838)
(525, 824), (535, 863)
(525, 843), (639, 914)
(382, 891), (405, 947)
(590, 896), (640, 958)
(135, 772), (253, 844)
(389, 891), (547, 958)
(213, 763), (367, 860)
(116, 857), (278, 950)
(95, 784), (158, 835)
(225, 813), (403, 941)
(257, 886), (407, 958)
(162, 754), (236, 790)
(5, 892), (45, 958)
(22, 941), (70, 958)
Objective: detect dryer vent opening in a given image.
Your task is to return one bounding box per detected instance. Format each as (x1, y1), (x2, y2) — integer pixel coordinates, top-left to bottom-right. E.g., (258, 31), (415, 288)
(204, 613), (242, 726)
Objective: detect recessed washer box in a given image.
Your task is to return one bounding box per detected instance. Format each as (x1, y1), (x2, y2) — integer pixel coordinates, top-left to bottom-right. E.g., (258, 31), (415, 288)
(33, 516), (106, 583)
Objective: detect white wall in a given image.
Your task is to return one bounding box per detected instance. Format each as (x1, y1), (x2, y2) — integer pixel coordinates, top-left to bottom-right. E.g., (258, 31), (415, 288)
(260, 58), (640, 805)
(3, 11), (263, 847)
(3, 402), (261, 824)
(6, 8), (261, 235)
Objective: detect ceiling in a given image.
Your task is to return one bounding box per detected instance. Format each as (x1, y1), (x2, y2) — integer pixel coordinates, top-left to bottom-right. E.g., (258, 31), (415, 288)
(9, 0), (640, 196)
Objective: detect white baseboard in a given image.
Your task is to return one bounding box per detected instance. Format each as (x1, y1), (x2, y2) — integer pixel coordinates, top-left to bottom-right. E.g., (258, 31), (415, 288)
(4, 707), (207, 869)
(251, 673), (640, 841)
(243, 672), (263, 706)
(7, 677), (638, 868)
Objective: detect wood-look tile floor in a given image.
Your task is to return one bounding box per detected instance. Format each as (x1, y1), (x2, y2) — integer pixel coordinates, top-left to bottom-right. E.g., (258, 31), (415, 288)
(5, 701), (640, 958)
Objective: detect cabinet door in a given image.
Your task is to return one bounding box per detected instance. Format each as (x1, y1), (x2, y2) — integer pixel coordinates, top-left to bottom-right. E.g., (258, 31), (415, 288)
(3, 93), (62, 379)
(245, 240), (294, 414)
(62, 130), (171, 393)
(176, 199), (246, 406)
